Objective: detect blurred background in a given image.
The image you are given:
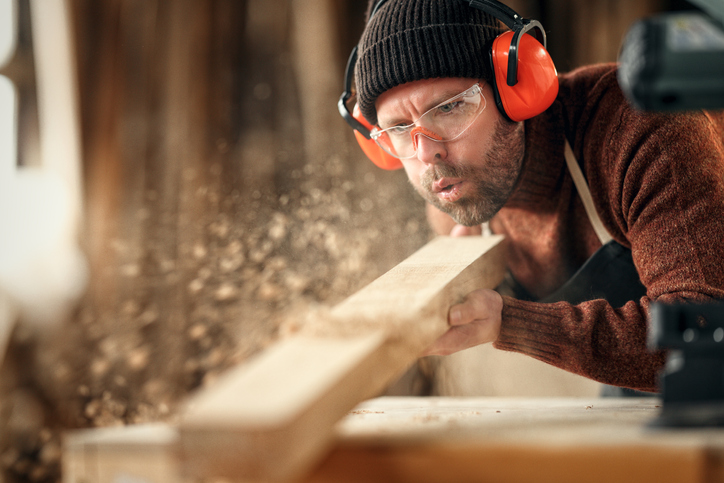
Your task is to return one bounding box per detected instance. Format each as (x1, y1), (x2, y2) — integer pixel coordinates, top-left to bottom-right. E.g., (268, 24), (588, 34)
(0, 0), (699, 481)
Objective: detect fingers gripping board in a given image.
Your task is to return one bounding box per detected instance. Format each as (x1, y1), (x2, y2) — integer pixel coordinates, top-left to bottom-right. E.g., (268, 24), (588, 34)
(178, 235), (506, 481)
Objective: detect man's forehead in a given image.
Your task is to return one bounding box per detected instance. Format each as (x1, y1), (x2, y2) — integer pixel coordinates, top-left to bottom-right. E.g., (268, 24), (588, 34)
(376, 77), (478, 126)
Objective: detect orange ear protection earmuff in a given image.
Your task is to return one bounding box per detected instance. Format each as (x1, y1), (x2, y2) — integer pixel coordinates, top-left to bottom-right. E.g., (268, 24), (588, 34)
(337, 0), (558, 170)
(350, 103), (402, 171)
(481, 0), (559, 122)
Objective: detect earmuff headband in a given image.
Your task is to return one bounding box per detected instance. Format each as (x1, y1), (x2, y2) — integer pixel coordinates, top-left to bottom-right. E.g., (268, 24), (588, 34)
(337, 45), (371, 139)
(335, 0), (391, 140)
(462, 1), (547, 86)
(464, 0), (523, 28)
(369, 0), (390, 19)
(506, 19), (546, 86)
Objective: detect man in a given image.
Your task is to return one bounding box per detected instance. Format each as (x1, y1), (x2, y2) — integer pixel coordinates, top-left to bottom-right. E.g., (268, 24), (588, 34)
(342, 0), (724, 393)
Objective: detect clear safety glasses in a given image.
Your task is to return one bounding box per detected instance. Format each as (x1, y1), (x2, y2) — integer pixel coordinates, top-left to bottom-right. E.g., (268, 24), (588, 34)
(370, 83), (486, 160)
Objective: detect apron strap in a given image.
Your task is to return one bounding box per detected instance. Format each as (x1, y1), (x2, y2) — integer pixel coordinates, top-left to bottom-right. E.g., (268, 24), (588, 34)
(564, 140), (613, 245)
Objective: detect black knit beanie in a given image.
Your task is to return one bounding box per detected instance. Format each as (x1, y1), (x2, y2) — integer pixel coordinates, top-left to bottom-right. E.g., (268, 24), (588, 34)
(355, 0), (505, 126)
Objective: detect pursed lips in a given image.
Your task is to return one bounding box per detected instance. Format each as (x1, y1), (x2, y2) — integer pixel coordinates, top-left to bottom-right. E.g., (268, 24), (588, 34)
(433, 177), (462, 193)
(432, 177), (465, 201)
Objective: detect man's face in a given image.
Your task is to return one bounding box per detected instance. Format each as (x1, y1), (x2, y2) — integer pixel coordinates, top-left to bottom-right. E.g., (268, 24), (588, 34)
(375, 77), (525, 226)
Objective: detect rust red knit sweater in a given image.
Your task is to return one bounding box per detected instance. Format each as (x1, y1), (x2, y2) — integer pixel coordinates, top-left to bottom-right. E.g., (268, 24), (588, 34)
(489, 63), (724, 392)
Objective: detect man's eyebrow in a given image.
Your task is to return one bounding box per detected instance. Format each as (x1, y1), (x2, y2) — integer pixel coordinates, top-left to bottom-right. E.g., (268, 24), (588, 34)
(378, 88), (464, 129)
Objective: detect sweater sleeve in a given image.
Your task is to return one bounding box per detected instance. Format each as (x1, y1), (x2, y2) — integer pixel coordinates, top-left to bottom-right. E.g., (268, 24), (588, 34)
(494, 67), (724, 392)
(495, 297), (666, 391)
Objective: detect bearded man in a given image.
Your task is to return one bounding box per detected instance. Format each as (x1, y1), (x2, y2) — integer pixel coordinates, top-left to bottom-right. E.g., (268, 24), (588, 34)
(339, 0), (724, 393)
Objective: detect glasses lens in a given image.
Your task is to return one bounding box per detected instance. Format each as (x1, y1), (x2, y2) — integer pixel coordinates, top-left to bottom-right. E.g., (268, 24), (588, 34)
(371, 84), (485, 159)
(374, 128), (414, 158)
(424, 86), (483, 140)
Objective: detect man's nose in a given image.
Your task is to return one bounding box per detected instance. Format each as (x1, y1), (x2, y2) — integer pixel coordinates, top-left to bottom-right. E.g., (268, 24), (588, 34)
(411, 126), (446, 164)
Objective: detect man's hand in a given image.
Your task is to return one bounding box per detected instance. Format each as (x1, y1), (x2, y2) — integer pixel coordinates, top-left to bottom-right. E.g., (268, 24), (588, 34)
(422, 288), (503, 356)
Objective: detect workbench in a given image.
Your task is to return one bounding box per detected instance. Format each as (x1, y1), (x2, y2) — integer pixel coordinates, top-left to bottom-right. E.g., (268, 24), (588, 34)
(63, 396), (724, 483)
(304, 396), (724, 483)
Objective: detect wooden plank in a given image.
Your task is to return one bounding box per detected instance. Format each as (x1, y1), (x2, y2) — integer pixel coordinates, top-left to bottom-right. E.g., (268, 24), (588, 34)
(178, 235), (506, 481)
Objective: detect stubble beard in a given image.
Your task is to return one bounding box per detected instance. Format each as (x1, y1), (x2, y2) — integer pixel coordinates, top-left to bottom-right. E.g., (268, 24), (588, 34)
(417, 117), (525, 226)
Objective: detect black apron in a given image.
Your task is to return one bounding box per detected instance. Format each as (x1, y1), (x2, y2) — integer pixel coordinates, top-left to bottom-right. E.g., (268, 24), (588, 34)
(540, 240), (655, 397)
(540, 239), (646, 307)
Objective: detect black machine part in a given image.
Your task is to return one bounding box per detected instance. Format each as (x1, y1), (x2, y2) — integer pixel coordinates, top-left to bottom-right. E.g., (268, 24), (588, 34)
(649, 302), (724, 427)
(618, 9), (724, 112)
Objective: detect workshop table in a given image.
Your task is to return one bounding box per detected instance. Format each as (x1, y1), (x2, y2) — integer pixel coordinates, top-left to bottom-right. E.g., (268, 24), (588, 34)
(305, 397), (724, 483)
(62, 396), (724, 483)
